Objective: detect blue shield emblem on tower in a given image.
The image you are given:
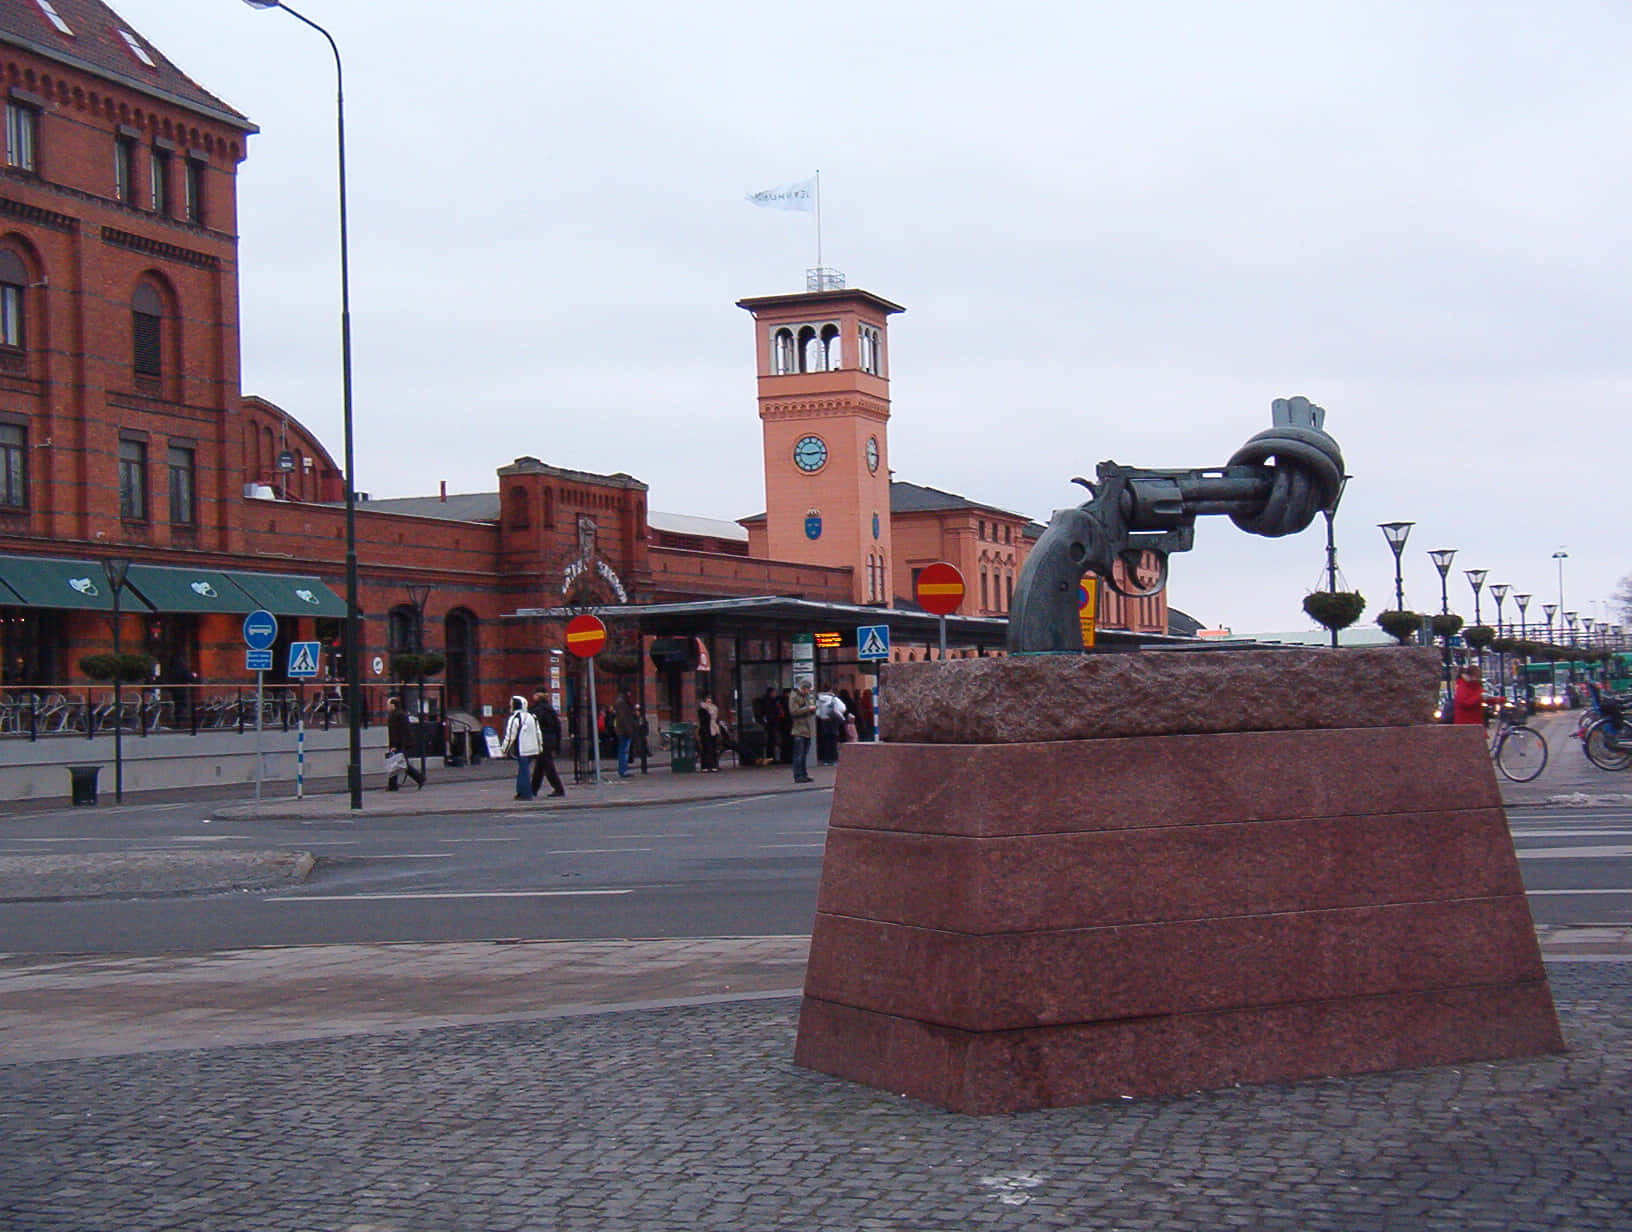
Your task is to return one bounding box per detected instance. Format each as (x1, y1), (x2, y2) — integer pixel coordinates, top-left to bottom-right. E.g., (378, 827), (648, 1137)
(805, 511), (822, 540)
(872, 512), (881, 540)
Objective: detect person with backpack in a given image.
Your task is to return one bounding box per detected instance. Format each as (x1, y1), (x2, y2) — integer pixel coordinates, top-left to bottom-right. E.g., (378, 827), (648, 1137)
(528, 691), (566, 798)
(500, 695), (543, 800)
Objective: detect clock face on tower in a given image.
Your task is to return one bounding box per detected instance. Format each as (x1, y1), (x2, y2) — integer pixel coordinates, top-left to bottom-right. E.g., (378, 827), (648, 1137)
(866, 436), (880, 473)
(793, 434), (828, 473)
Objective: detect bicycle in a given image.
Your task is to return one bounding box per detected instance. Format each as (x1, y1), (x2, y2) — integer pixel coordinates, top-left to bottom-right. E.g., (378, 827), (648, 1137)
(1488, 701), (1548, 783)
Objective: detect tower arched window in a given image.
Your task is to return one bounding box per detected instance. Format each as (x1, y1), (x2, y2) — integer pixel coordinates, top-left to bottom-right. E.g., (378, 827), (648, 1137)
(772, 328), (796, 375)
(798, 325), (819, 373)
(820, 323), (841, 370)
(859, 325), (883, 375)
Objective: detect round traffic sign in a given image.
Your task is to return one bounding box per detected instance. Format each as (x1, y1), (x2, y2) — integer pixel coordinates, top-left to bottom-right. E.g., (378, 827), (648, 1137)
(243, 609), (278, 651)
(915, 562), (965, 616)
(564, 613), (608, 658)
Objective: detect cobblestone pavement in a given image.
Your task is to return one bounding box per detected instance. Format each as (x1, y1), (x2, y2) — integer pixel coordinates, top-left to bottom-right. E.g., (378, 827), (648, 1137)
(2, 962), (1627, 1231)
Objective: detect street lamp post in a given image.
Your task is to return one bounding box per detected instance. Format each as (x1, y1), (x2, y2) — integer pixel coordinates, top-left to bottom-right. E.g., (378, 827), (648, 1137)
(1319, 476), (1350, 648)
(1378, 522), (1414, 611)
(406, 584), (430, 787)
(1515, 593), (1531, 642)
(1465, 569), (1487, 627)
(244, 0), (364, 809)
(1428, 548), (1457, 700)
(1543, 602), (1557, 643)
(102, 558), (130, 804)
(1565, 611), (1579, 687)
(1490, 583), (1510, 697)
(1553, 549), (1568, 627)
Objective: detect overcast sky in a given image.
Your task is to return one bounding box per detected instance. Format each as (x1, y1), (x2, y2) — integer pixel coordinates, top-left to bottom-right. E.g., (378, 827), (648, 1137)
(111, 0), (1632, 635)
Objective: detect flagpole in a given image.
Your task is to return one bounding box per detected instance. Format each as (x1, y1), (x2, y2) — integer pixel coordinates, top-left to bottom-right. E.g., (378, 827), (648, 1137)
(815, 169), (823, 270)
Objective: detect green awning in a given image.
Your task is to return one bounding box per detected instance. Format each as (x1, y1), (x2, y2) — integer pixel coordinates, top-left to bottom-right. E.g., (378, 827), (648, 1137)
(0, 555), (156, 612)
(0, 575), (21, 605)
(124, 564), (263, 614)
(230, 571), (348, 618)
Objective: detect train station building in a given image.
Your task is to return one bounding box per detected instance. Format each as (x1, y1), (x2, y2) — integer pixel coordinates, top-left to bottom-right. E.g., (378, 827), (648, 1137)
(0, 0), (1175, 755)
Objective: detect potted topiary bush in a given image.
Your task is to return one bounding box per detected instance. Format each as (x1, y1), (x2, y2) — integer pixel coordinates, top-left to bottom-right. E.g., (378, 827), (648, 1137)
(1429, 613), (1464, 641)
(1463, 624), (1496, 652)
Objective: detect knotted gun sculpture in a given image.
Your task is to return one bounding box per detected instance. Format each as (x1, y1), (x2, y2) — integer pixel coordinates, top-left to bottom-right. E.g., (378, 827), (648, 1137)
(1006, 396), (1345, 653)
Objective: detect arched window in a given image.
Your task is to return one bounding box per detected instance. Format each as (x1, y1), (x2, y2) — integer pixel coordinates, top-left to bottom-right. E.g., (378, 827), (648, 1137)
(859, 325), (883, 375)
(797, 325), (819, 373)
(444, 608), (478, 711)
(0, 247), (27, 353)
(388, 604), (420, 660)
(820, 323), (841, 370)
(506, 485), (530, 527)
(773, 328), (796, 375)
(132, 280), (164, 379)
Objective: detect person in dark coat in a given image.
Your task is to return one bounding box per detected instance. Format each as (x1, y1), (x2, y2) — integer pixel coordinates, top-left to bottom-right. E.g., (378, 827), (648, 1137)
(697, 691), (721, 772)
(528, 691), (566, 798)
(613, 691), (639, 778)
(385, 695), (425, 790)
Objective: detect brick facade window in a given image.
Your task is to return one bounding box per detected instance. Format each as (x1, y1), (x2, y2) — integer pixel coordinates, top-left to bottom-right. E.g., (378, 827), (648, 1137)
(4, 102), (37, 172)
(114, 134), (137, 205)
(0, 423), (26, 509)
(185, 157), (206, 225)
(0, 249), (25, 353)
(150, 146), (170, 215)
(167, 443), (196, 526)
(132, 282), (163, 379)
(119, 437), (148, 521)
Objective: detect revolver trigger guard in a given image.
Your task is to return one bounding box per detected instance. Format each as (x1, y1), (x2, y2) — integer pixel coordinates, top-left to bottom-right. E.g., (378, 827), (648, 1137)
(1107, 549), (1168, 599)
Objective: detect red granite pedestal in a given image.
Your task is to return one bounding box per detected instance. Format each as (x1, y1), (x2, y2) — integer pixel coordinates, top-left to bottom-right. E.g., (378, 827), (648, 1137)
(793, 652), (1564, 1114)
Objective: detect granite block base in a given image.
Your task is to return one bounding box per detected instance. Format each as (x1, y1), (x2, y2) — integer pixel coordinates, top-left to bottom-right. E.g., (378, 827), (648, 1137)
(795, 708), (1563, 1114)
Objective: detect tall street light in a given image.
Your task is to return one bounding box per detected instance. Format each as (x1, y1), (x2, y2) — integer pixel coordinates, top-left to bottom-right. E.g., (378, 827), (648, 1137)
(102, 558), (130, 804)
(1490, 583), (1510, 697)
(245, 0), (364, 809)
(1428, 548), (1457, 700)
(1464, 569), (1487, 627)
(1553, 549), (1568, 624)
(1379, 522), (1413, 611)
(1515, 593), (1531, 641)
(406, 583), (430, 787)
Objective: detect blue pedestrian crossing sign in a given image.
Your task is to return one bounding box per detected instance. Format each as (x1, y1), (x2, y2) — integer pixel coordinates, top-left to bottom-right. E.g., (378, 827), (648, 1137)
(857, 624), (890, 661)
(287, 641), (323, 678)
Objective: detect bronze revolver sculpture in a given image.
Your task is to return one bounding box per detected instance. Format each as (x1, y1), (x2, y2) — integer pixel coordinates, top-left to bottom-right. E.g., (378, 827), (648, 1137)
(1006, 397), (1345, 653)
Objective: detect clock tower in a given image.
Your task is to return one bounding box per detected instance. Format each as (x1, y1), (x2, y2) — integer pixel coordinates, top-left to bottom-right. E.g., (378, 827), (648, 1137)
(737, 284), (905, 607)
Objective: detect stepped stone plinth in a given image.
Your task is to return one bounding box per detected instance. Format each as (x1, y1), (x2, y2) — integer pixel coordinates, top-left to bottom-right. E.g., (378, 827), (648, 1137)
(793, 648), (1564, 1114)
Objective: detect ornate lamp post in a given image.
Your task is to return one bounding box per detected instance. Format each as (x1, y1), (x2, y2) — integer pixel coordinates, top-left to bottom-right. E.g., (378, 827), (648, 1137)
(1515, 593), (1531, 641)
(1553, 549), (1568, 621)
(1565, 611), (1579, 687)
(406, 583), (431, 786)
(1464, 568), (1487, 627)
(1428, 548), (1457, 699)
(1489, 583), (1510, 696)
(244, 0), (364, 809)
(1378, 522), (1414, 611)
(1543, 602), (1557, 643)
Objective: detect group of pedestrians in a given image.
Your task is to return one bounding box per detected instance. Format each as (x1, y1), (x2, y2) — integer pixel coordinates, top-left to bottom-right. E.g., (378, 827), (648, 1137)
(500, 692), (567, 800)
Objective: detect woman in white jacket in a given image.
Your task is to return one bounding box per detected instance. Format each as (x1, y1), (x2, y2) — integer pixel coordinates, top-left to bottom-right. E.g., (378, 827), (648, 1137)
(500, 695), (543, 800)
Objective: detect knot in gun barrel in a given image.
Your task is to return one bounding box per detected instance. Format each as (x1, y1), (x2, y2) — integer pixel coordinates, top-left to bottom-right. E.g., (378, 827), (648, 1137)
(1224, 421), (1344, 539)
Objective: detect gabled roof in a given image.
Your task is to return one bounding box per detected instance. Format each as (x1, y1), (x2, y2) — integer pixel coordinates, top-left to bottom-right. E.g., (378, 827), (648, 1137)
(890, 480), (1043, 533)
(353, 493), (501, 523)
(0, 0), (254, 131)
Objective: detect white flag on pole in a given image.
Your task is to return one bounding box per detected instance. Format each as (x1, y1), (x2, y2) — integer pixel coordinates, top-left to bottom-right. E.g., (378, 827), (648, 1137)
(745, 176), (817, 212)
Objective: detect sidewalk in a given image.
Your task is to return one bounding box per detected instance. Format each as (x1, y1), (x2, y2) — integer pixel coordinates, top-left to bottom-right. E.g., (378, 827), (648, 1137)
(210, 750), (841, 821)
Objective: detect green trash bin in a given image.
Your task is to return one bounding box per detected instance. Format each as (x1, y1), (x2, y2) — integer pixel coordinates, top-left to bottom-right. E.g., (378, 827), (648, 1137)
(667, 722), (697, 773)
(68, 764), (100, 806)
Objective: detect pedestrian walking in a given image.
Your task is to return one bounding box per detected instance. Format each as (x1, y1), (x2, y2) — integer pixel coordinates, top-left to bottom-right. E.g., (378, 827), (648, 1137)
(815, 689), (846, 766)
(789, 681), (816, 783)
(1452, 664), (1488, 726)
(528, 691), (566, 798)
(385, 696), (425, 791)
(613, 690), (639, 778)
(698, 691), (722, 772)
(500, 695), (543, 799)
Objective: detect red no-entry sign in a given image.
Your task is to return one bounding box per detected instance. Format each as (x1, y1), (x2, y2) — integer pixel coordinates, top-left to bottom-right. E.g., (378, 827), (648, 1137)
(915, 562), (966, 616)
(564, 613), (607, 658)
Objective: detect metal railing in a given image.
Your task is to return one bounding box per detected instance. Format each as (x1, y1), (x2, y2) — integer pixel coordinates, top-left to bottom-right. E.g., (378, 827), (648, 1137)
(0, 682), (443, 742)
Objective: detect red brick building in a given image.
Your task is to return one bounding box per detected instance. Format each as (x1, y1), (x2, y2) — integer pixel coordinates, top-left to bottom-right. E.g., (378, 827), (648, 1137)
(0, 1), (1169, 750)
